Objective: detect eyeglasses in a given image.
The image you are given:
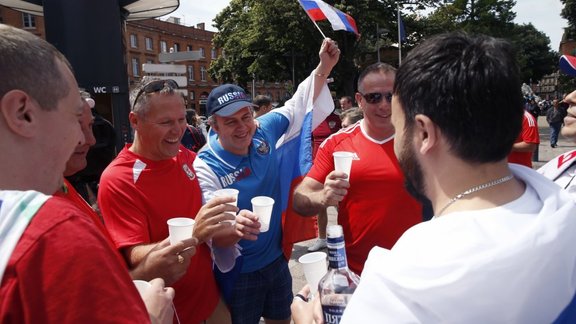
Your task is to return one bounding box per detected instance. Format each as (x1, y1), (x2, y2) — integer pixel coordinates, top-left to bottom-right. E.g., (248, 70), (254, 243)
(359, 92), (393, 104)
(133, 79), (179, 108)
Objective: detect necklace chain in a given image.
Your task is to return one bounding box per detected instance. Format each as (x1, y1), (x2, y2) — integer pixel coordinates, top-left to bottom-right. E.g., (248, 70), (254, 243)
(435, 174), (514, 217)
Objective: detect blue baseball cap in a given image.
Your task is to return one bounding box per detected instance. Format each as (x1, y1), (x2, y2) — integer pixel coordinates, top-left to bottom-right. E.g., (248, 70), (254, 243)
(207, 84), (256, 117)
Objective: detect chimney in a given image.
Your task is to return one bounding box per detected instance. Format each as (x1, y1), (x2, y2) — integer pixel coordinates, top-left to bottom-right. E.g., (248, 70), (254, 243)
(196, 23), (205, 30)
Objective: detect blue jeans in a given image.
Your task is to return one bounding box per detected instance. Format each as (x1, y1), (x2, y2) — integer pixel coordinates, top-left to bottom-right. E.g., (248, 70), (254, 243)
(550, 122), (562, 146)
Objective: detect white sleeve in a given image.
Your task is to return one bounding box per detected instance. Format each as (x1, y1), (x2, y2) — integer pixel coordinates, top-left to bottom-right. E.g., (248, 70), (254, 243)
(274, 71), (334, 146)
(192, 157), (222, 204)
(192, 157), (240, 273)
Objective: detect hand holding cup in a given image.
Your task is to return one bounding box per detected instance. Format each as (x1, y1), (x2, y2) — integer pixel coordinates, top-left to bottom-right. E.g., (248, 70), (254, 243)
(213, 188), (239, 224)
(234, 209), (261, 240)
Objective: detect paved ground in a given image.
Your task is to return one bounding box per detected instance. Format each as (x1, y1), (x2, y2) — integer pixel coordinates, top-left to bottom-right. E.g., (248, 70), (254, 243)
(287, 115), (576, 297)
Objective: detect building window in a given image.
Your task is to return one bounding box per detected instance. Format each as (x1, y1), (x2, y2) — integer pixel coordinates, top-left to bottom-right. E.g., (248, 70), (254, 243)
(173, 43), (180, 52)
(186, 45), (193, 51)
(22, 13), (35, 28)
(130, 34), (138, 48)
(188, 65), (195, 81)
(145, 37), (153, 51)
(160, 41), (167, 53)
(211, 48), (217, 59)
(200, 66), (207, 81)
(200, 47), (205, 58)
(132, 58), (140, 77)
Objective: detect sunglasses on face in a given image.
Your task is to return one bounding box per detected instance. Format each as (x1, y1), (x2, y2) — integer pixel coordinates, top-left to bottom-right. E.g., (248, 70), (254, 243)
(133, 79), (179, 107)
(359, 92), (393, 104)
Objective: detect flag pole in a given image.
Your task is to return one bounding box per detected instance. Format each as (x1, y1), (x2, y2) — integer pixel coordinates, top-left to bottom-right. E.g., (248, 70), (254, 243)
(397, 1), (402, 65)
(311, 20), (327, 39)
(298, 0), (327, 39)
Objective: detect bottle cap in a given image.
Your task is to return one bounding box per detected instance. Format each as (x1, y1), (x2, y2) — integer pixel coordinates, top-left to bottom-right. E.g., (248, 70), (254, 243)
(327, 224), (343, 238)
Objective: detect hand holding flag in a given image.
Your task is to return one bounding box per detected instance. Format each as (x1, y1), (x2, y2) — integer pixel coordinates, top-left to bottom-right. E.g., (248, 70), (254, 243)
(298, 0), (359, 38)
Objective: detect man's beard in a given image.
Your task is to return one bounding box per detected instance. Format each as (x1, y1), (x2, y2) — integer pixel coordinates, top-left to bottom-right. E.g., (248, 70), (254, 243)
(397, 130), (429, 206)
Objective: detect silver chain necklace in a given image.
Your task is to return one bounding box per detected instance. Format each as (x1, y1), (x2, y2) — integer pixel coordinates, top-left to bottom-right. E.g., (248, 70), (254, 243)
(435, 174), (514, 218)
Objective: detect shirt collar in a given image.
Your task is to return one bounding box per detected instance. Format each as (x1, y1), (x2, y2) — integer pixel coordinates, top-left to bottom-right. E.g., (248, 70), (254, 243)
(207, 129), (246, 169)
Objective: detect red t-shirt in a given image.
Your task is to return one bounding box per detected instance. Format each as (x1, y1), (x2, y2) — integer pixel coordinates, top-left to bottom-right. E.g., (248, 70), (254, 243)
(0, 196), (150, 323)
(55, 179), (127, 266)
(98, 145), (219, 323)
(307, 121), (422, 274)
(312, 113), (342, 157)
(508, 111), (540, 168)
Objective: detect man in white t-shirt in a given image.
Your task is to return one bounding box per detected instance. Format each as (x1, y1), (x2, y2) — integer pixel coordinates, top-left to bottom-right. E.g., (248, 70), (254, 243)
(292, 32), (576, 324)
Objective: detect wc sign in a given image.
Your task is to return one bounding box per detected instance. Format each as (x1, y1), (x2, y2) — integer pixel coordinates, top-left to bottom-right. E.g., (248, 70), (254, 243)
(93, 86), (108, 93)
(93, 86), (121, 94)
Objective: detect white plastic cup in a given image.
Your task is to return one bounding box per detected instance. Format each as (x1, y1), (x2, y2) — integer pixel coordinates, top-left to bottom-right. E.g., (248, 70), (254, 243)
(333, 151), (355, 180)
(167, 217), (195, 245)
(251, 196), (274, 232)
(298, 252), (328, 297)
(133, 280), (151, 299)
(213, 188), (239, 223)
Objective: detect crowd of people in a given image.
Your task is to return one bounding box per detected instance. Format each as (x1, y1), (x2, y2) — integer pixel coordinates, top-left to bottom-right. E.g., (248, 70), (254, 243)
(2, 22), (576, 324)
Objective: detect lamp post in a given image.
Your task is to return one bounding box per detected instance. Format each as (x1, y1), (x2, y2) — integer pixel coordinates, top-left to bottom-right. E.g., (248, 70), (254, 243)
(252, 73), (256, 99)
(396, 1), (420, 65)
(376, 24), (389, 63)
(397, 2), (402, 65)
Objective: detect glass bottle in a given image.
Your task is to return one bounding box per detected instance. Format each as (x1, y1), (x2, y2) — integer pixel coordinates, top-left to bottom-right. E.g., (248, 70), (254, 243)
(318, 224), (361, 324)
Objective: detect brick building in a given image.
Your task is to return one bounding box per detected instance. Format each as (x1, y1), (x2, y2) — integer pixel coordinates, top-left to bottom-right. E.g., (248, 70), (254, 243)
(0, 5), (290, 118)
(125, 17), (219, 116)
(0, 6), (45, 38)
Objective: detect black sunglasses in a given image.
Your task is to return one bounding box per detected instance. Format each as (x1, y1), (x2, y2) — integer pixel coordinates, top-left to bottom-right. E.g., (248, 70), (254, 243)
(133, 79), (179, 107)
(359, 92), (393, 104)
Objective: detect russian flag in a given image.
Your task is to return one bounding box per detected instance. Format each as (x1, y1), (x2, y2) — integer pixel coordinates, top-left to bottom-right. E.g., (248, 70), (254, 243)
(299, 0), (359, 36)
(276, 73), (334, 258)
(560, 55), (576, 77)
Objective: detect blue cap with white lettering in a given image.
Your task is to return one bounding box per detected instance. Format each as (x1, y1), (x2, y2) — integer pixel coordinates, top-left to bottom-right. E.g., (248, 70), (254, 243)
(207, 84), (256, 117)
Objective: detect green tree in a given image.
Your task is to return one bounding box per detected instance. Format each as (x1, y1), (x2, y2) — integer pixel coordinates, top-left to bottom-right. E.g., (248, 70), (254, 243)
(210, 0), (556, 94)
(420, 0), (516, 37)
(509, 23), (558, 83)
(210, 0), (402, 96)
(418, 0), (556, 83)
(561, 0), (576, 40)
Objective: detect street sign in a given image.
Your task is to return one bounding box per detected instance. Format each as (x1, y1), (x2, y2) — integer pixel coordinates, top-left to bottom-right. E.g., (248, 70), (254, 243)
(142, 63), (186, 74)
(148, 75), (187, 87)
(159, 50), (202, 63)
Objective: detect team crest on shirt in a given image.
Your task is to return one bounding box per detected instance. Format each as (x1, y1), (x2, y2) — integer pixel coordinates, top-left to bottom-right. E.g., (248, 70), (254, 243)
(255, 139), (270, 155)
(182, 164), (196, 180)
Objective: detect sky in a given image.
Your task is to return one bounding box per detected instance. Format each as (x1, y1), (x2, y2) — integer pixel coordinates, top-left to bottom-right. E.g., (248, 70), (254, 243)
(165, 0), (567, 51)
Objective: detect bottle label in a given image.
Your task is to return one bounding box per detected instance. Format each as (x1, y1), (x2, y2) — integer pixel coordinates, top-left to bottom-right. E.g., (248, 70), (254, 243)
(327, 236), (347, 269)
(322, 305), (345, 324)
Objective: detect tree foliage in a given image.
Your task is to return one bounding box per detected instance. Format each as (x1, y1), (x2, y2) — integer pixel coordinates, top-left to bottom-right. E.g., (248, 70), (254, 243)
(508, 23), (558, 83)
(211, 0), (404, 95)
(418, 0), (556, 82)
(210, 0), (557, 94)
(561, 0), (576, 40)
